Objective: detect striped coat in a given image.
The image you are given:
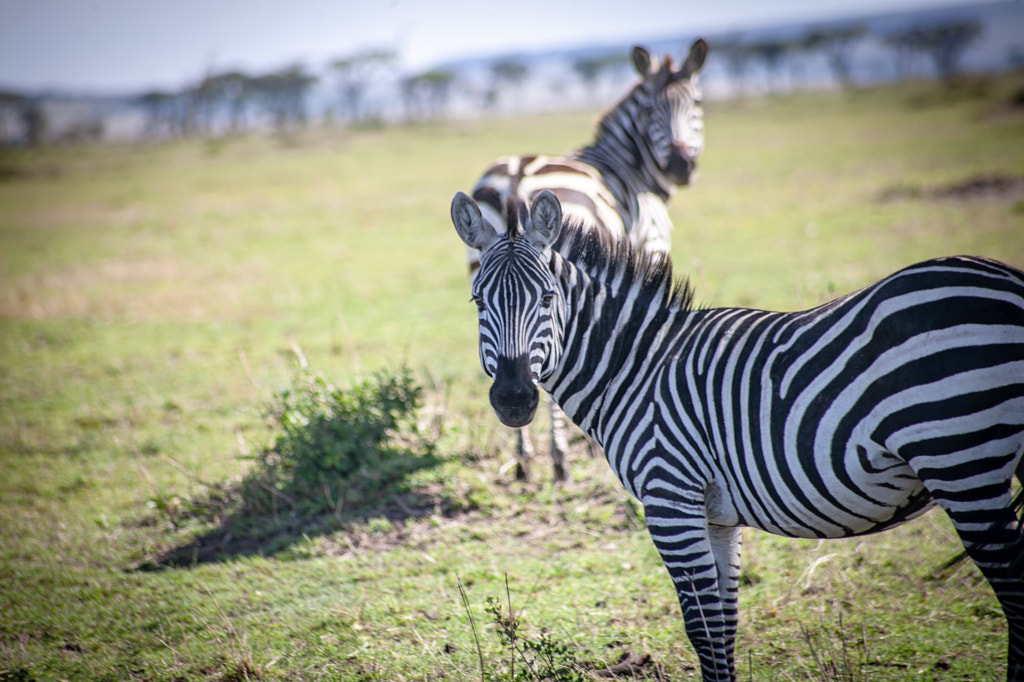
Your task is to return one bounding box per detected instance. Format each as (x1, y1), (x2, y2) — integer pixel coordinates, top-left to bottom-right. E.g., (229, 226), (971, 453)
(452, 189), (1024, 681)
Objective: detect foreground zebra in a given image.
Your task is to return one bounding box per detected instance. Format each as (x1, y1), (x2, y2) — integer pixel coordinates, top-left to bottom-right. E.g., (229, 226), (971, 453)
(466, 39), (707, 482)
(451, 190), (1024, 681)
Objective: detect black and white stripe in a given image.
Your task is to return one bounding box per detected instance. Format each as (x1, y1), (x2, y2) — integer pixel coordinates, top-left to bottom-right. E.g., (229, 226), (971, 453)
(452, 190), (1024, 682)
(464, 40), (708, 481)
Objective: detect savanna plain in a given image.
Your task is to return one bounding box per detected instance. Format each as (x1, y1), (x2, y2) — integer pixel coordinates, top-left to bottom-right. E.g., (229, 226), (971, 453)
(2, 75), (1024, 681)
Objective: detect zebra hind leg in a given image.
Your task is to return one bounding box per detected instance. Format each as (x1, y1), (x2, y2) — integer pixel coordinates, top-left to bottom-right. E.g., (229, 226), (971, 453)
(549, 399), (570, 483)
(514, 427), (533, 481)
(927, 480), (1024, 681)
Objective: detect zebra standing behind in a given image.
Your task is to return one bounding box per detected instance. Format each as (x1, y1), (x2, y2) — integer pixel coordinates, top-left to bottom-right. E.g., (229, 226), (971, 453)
(451, 189), (1024, 682)
(466, 39), (708, 482)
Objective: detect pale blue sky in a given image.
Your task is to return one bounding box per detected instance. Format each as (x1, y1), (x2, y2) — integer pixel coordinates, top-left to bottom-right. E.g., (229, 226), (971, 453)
(0, 0), (1001, 92)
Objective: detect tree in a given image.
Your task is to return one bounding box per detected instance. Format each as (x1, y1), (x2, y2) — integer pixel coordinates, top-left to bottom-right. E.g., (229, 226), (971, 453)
(196, 71), (251, 133)
(714, 36), (754, 96)
(250, 65), (317, 132)
(19, 98), (47, 146)
(135, 90), (180, 139)
(884, 19), (983, 81)
(400, 69), (456, 121)
(0, 90), (24, 143)
(749, 39), (790, 93)
(330, 48), (396, 124)
(802, 24), (868, 88)
(490, 57), (530, 112)
(571, 52), (627, 104)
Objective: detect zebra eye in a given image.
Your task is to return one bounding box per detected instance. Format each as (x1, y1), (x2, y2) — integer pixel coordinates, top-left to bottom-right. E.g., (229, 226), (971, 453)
(472, 296), (485, 312)
(540, 292), (554, 308)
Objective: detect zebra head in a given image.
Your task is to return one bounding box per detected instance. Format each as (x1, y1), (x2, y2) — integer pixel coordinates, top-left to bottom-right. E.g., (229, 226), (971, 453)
(630, 38), (708, 186)
(451, 190), (565, 428)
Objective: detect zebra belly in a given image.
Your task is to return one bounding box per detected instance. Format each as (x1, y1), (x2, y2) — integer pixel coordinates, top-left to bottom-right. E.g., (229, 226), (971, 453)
(791, 450), (933, 538)
(726, 442), (936, 539)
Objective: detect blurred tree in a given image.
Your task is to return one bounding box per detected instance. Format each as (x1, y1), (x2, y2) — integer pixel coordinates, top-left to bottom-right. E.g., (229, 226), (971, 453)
(0, 90), (24, 143)
(571, 52), (627, 104)
(330, 48), (396, 124)
(917, 19), (982, 80)
(399, 75), (423, 121)
(491, 57), (530, 111)
(196, 71), (251, 133)
(714, 36), (754, 96)
(884, 19), (983, 81)
(250, 65), (317, 132)
(19, 98), (47, 146)
(400, 69), (456, 121)
(882, 29), (918, 79)
(749, 39), (790, 93)
(802, 24), (868, 88)
(136, 90), (180, 139)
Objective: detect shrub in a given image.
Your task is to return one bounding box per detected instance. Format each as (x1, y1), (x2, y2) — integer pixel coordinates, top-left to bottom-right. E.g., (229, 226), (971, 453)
(242, 366), (439, 515)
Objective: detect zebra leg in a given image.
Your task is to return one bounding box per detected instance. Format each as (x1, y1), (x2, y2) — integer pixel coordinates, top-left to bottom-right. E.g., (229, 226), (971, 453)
(923, 479), (1023, 681)
(514, 427), (533, 481)
(708, 525), (742, 669)
(549, 398), (570, 483)
(644, 494), (736, 681)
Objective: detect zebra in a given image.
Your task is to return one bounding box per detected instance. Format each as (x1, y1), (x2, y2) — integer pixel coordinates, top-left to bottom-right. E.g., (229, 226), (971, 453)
(450, 189), (1024, 682)
(465, 39), (708, 482)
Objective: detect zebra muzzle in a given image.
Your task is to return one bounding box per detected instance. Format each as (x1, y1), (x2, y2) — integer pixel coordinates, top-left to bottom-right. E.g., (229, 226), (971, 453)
(667, 146), (696, 185)
(489, 355), (539, 428)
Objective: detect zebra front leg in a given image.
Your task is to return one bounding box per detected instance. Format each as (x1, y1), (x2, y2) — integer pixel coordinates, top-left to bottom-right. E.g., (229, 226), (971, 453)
(644, 494), (737, 681)
(708, 524), (742, 669)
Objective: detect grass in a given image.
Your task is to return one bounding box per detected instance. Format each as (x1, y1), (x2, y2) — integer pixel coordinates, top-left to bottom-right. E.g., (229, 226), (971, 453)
(2, 73), (1024, 680)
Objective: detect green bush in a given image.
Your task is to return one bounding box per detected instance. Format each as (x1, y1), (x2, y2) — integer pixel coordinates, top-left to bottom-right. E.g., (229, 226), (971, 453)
(243, 366), (439, 515)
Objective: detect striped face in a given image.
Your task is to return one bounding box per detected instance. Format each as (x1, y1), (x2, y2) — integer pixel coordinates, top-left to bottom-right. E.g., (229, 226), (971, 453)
(631, 39), (707, 185)
(452, 191), (565, 427)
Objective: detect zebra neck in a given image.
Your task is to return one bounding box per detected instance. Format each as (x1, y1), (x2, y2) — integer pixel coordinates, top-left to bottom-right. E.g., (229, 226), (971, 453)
(543, 259), (683, 442)
(574, 112), (675, 205)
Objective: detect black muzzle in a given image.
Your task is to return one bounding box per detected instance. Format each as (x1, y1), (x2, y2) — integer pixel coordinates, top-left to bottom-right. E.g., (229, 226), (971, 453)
(489, 355), (539, 427)
(666, 146), (696, 185)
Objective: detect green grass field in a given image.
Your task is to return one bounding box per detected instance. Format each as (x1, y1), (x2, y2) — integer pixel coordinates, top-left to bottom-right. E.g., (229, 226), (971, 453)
(2, 74), (1024, 681)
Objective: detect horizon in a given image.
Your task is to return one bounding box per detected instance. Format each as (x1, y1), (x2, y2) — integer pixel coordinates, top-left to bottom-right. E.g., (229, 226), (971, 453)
(0, 0), (1010, 95)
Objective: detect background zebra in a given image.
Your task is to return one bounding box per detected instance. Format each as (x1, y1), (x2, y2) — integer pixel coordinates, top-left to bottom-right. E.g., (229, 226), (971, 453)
(465, 39), (708, 482)
(451, 190), (1024, 682)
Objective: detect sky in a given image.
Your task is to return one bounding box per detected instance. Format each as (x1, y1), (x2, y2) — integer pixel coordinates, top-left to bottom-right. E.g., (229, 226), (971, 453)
(0, 0), (1004, 93)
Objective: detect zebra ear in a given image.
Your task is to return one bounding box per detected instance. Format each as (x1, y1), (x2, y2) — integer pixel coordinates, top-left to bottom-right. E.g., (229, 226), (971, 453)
(451, 192), (499, 251)
(631, 46), (656, 77)
(527, 190), (562, 250)
(680, 38), (708, 77)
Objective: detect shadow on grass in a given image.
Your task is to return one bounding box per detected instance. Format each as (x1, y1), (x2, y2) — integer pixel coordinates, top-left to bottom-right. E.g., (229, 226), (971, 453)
(133, 365), (475, 569)
(133, 452), (467, 569)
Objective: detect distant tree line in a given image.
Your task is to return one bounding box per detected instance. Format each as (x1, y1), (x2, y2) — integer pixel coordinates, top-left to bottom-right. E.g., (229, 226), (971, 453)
(0, 15), (992, 146)
(714, 17), (983, 95)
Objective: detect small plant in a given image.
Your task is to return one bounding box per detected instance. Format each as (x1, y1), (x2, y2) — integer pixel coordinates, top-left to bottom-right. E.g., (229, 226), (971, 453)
(799, 610), (870, 682)
(242, 365), (439, 515)
(459, 576), (587, 682)
(485, 595), (586, 682)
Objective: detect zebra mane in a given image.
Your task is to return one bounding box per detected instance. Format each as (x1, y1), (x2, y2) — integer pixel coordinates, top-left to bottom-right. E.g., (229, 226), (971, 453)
(554, 218), (696, 313)
(505, 197), (524, 240)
